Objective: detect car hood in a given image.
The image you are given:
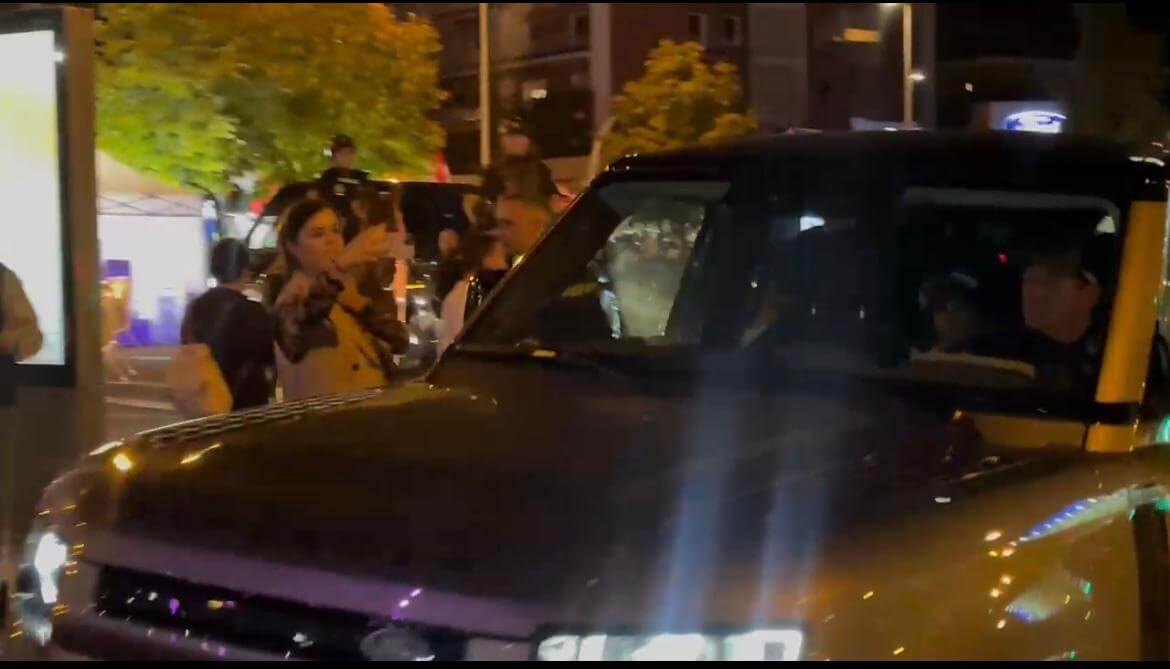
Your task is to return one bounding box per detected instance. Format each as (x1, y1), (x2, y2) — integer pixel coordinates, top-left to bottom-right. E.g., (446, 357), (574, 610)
(63, 376), (1083, 636)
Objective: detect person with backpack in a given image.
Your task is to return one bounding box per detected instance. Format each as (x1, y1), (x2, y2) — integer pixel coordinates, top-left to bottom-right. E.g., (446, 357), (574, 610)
(171, 238), (275, 414)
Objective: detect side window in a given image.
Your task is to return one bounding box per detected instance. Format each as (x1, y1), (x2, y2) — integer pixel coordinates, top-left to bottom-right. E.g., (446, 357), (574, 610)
(687, 13), (709, 47)
(514, 196), (706, 348)
(604, 198), (704, 338)
(260, 223), (279, 250)
(462, 180), (729, 351)
(246, 218), (277, 250)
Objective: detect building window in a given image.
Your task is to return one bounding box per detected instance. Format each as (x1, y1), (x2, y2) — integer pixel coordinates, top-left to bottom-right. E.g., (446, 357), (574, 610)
(455, 16), (478, 50)
(523, 79), (549, 101)
(687, 13), (708, 47)
(498, 77), (517, 101)
(722, 15), (743, 46)
(572, 12), (589, 46)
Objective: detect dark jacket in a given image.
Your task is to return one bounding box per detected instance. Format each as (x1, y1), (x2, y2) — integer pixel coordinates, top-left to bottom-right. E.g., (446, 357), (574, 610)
(318, 167), (370, 240)
(272, 272), (408, 401)
(181, 287), (276, 411)
(482, 153), (557, 204)
(966, 326), (1104, 397)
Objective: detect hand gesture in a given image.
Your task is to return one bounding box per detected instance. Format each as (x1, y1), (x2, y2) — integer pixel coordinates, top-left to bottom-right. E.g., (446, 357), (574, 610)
(337, 224), (392, 270)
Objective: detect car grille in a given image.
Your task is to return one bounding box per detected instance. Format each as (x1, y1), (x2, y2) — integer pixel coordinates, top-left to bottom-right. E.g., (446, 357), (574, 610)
(140, 389), (382, 445)
(93, 565), (477, 660)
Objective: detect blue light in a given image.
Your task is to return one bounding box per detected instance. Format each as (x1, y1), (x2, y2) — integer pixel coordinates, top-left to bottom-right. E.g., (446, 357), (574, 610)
(1003, 110), (1065, 134)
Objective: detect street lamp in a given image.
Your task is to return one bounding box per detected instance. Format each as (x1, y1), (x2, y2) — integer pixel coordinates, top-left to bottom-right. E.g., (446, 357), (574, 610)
(881, 3), (916, 125)
(478, 2), (490, 167)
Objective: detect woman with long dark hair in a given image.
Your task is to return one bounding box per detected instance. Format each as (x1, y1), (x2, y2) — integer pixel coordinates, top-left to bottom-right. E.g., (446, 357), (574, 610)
(271, 198), (407, 400)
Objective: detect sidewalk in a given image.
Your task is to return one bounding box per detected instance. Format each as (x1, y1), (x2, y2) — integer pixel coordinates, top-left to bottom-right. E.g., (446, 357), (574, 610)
(103, 345), (181, 439)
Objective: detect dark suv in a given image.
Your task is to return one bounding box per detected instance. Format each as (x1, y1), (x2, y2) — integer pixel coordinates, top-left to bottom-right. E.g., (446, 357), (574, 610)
(16, 133), (1170, 660)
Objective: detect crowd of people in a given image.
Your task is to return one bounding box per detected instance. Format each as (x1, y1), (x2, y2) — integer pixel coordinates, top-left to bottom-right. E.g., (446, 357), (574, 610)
(174, 120), (566, 416)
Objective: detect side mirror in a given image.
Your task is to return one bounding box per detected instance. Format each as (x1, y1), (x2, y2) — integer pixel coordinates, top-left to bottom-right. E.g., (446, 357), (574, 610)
(463, 273), (489, 321)
(462, 269), (510, 322)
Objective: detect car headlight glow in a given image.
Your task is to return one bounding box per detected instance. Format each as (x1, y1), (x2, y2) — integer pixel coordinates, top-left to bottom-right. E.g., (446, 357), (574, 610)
(32, 531), (68, 604)
(16, 529), (70, 646)
(536, 629), (803, 661)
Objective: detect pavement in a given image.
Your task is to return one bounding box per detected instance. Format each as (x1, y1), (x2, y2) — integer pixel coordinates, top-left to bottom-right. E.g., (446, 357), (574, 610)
(103, 345), (184, 440)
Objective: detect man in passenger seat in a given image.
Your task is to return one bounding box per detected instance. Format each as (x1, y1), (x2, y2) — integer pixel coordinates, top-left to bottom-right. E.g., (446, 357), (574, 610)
(966, 236), (1109, 395)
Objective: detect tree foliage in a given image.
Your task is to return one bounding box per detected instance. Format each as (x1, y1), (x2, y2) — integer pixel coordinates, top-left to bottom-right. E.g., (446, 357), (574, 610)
(1067, 4), (1169, 147)
(600, 40), (757, 165)
(96, 3), (446, 194)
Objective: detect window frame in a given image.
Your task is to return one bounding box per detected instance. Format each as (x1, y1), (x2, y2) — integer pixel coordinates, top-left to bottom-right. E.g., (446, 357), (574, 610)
(571, 12), (589, 47)
(721, 15), (743, 47)
(687, 12), (709, 47)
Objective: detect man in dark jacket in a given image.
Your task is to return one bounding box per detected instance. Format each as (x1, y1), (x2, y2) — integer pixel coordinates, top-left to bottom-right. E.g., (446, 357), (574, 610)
(482, 117), (559, 205)
(966, 235), (1110, 397)
(318, 133), (370, 241)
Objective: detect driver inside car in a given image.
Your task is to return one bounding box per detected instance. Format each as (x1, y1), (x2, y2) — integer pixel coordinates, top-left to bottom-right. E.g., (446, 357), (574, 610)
(918, 273), (982, 353)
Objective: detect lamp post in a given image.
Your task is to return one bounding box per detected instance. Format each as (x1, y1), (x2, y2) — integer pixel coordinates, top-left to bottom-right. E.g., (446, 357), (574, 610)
(478, 2), (491, 167)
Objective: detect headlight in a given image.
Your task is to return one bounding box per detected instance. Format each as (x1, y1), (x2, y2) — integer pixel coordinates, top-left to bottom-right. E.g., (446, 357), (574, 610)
(536, 629), (803, 661)
(15, 530), (69, 646)
(32, 532), (68, 604)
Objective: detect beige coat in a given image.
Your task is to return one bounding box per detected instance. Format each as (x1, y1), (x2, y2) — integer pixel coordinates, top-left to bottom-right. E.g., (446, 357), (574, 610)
(275, 303), (389, 401)
(272, 271), (405, 402)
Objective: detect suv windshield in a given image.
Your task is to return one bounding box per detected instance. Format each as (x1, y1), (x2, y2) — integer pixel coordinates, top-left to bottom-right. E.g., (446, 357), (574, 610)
(461, 163), (1123, 401)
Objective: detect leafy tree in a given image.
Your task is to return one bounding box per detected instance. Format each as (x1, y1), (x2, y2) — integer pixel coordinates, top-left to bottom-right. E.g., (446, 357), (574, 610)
(600, 40), (757, 165)
(1067, 4), (1169, 147)
(96, 3), (445, 194)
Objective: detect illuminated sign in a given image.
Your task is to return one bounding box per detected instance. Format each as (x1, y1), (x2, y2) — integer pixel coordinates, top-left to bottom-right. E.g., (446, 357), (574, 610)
(1002, 110), (1066, 134)
(0, 29), (66, 366)
(838, 28), (880, 43)
(799, 215), (825, 232)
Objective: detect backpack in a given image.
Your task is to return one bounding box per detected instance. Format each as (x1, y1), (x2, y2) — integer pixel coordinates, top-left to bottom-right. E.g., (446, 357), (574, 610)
(166, 300), (237, 417)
